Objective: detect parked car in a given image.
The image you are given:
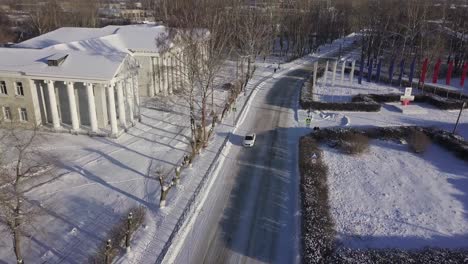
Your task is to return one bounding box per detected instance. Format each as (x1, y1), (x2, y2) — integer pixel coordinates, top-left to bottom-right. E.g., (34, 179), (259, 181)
(243, 133), (256, 147)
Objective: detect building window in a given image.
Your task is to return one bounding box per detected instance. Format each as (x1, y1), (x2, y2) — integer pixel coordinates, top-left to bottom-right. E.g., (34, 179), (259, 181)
(0, 81), (7, 95)
(15, 82), (24, 96)
(19, 108), (28, 122)
(3, 106), (11, 120)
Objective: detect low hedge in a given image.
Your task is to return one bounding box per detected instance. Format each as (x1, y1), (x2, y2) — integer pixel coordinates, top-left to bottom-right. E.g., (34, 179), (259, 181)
(299, 136), (335, 263)
(302, 100), (381, 112)
(312, 126), (468, 162)
(301, 92), (467, 112)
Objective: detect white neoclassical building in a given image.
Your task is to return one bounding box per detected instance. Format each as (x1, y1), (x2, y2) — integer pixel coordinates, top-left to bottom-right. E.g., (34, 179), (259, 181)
(0, 24), (198, 137)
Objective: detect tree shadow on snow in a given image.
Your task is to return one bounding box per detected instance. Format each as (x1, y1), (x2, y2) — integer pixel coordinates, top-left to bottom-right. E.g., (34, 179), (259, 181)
(215, 127), (305, 263)
(19, 196), (128, 263)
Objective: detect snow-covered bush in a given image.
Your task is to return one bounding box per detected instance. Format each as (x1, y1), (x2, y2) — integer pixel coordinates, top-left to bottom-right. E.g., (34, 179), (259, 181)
(337, 132), (370, 155)
(407, 128), (431, 153)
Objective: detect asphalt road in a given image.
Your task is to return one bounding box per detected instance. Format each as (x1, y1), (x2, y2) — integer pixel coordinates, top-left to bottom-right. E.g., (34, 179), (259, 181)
(174, 63), (313, 264)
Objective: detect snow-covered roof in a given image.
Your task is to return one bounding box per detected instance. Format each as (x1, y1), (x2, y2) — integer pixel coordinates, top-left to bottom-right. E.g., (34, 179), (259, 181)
(14, 24), (172, 53)
(13, 27), (119, 49)
(0, 47), (128, 81)
(1, 24), (174, 81)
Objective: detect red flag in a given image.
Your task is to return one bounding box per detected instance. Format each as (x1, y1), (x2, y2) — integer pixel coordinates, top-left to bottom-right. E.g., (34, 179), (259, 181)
(461, 62), (468, 87)
(420, 58), (428, 84)
(432, 58), (441, 83)
(446, 61), (454, 85)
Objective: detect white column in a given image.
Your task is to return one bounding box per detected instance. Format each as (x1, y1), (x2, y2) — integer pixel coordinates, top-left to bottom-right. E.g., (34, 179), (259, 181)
(313, 61), (318, 90)
(46, 80), (61, 129)
(116, 81), (126, 127)
(180, 52), (186, 88)
(177, 52), (182, 91)
(86, 83), (98, 132)
(183, 51), (189, 84)
(125, 78), (135, 124)
(181, 52), (186, 84)
(107, 84), (118, 135)
(341, 61), (346, 84)
(66, 82), (79, 131)
(39, 83), (48, 124)
(350, 60), (356, 84)
(172, 55), (176, 93)
(168, 55), (173, 94)
(185, 52), (189, 83)
(150, 57), (156, 96)
(322, 60), (329, 86)
(331, 60), (337, 86)
(154, 56), (160, 94)
(162, 56), (168, 95)
(132, 75), (140, 118)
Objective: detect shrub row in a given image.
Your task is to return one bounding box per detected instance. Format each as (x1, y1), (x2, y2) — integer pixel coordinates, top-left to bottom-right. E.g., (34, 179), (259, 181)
(311, 126), (468, 161)
(301, 91), (467, 112)
(299, 136), (335, 263)
(425, 128), (468, 161)
(301, 100), (381, 112)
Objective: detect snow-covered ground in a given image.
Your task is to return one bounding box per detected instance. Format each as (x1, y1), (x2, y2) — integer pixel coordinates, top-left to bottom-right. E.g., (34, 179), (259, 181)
(324, 140), (468, 249)
(298, 45), (468, 254)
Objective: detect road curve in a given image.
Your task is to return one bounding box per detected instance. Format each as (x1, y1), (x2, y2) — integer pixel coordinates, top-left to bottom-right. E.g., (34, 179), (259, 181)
(173, 63), (314, 264)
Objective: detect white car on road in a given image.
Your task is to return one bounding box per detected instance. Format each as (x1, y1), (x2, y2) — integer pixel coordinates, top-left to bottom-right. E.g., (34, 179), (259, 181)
(243, 133), (256, 147)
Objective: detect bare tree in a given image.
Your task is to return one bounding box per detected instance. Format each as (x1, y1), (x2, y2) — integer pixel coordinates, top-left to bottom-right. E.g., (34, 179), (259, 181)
(0, 10), (15, 43)
(157, 0), (235, 154)
(25, 0), (65, 36)
(66, 0), (100, 28)
(0, 124), (53, 263)
(231, 0), (274, 89)
(155, 169), (173, 208)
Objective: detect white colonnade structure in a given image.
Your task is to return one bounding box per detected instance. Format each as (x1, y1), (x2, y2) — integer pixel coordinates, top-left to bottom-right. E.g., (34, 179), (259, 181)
(32, 74), (141, 137)
(0, 24), (205, 137)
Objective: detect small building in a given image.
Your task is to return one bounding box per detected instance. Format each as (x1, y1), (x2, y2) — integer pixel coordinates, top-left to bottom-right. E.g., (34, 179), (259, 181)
(0, 24), (203, 137)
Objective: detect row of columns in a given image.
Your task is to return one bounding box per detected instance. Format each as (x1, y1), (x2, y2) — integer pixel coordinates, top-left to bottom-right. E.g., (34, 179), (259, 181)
(149, 47), (201, 97)
(311, 60), (357, 88)
(43, 76), (139, 137)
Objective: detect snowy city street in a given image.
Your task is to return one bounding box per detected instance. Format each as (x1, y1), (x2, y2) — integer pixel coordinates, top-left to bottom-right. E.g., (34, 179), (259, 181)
(0, 1), (467, 264)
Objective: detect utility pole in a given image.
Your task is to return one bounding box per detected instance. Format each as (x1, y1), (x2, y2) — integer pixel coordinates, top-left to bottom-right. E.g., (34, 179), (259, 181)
(453, 102), (466, 134)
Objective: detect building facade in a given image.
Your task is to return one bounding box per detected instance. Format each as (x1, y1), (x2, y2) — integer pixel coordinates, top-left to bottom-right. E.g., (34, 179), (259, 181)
(0, 24), (200, 137)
